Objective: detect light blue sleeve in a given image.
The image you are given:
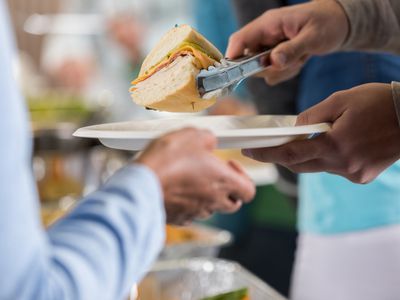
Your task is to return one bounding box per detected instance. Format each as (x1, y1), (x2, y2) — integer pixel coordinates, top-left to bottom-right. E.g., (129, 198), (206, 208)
(1, 162), (165, 300)
(45, 165), (165, 300)
(0, 1), (165, 299)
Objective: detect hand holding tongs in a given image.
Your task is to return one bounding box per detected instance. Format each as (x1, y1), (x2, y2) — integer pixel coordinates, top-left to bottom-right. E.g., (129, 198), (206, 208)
(196, 49), (272, 99)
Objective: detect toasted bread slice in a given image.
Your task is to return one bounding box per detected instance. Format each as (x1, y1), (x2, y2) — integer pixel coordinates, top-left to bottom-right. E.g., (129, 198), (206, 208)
(131, 55), (216, 112)
(139, 25), (222, 76)
(131, 25), (222, 112)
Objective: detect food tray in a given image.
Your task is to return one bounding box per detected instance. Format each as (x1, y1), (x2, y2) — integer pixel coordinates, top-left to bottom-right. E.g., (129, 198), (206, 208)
(135, 258), (287, 300)
(160, 225), (232, 260)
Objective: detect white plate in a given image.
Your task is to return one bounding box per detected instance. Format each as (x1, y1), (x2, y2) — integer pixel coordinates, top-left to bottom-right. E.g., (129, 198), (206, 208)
(73, 115), (330, 151)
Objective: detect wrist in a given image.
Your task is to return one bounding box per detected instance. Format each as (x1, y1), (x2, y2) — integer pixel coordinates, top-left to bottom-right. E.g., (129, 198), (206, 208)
(391, 81), (400, 127)
(335, 0), (394, 51)
(309, 0), (350, 51)
(134, 156), (167, 188)
(332, 0), (351, 48)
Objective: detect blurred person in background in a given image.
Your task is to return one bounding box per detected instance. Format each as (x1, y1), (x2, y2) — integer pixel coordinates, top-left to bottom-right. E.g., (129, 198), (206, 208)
(0, 1), (256, 299)
(193, 0), (297, 296)
(42, 0), (195, 121)
(228, 0), (400, 299)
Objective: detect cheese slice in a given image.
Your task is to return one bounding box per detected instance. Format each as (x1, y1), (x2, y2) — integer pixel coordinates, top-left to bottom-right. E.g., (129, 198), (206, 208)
(131, 42), (217, 86)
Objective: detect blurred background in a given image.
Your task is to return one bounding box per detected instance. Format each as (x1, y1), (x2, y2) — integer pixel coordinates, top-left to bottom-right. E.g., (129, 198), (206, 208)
(9, 0), (299, 297)
(10, 0), (400, 299)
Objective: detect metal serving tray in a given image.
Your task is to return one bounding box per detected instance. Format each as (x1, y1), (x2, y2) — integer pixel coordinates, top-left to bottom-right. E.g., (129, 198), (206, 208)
(160, 225), (232, 261)
(135, 258), (287, 300)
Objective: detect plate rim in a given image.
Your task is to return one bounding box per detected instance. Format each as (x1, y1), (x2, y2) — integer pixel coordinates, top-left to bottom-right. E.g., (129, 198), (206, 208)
(74, 116), (331, 139)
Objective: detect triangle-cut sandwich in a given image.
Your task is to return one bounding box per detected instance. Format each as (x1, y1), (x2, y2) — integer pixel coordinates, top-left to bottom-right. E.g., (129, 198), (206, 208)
(130, 25), (223, 112)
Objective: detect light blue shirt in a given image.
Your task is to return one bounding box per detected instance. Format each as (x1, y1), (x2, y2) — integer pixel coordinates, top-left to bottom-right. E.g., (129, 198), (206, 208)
(0, 1), (165, 299)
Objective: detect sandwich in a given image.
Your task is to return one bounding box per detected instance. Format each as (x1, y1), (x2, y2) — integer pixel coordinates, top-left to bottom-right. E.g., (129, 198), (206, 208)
(130, 25), (223, 112)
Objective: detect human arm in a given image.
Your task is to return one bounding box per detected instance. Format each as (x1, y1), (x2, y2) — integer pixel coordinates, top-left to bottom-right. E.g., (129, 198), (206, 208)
(337, 0), (400, 53)
(225, 0), (400, 183)
(2, 0), (256, 297)
(332, 0), (400, 137)
(1, 97), (165, 300)
(226, 0), (400, 84)
(2, 129), (255, 300)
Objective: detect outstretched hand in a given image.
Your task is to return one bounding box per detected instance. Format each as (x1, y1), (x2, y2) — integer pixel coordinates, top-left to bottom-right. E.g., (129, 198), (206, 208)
(243, 83), (400, 184)
(137, 128), (256, 225)
(226, 0), (349, 85)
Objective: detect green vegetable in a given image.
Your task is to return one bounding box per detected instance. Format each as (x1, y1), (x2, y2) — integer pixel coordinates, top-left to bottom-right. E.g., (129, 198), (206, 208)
(200, 288), (249, 300)
(27, 93), (94, 124)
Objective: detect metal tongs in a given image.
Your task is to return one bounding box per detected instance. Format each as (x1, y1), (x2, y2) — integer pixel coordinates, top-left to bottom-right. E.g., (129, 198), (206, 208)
(196, 49), (272, 99)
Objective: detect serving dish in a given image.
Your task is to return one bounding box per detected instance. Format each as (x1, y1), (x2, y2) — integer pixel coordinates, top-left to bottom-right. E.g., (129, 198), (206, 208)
(134, 258), (287, 300)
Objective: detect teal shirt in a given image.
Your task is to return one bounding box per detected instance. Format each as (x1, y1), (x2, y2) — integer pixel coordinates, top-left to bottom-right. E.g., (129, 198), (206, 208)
(299, 163), (400, 234)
